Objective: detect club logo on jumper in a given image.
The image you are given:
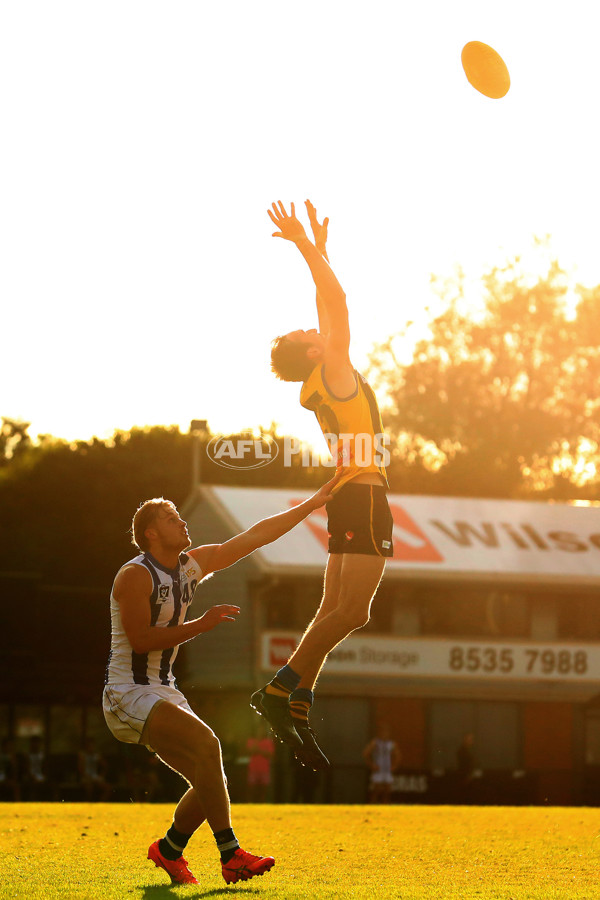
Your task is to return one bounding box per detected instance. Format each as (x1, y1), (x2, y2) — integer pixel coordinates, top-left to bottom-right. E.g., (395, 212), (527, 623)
(158, 585), (170, 600)
(206, 434), (279, 470)
(388, 503), (444, 562)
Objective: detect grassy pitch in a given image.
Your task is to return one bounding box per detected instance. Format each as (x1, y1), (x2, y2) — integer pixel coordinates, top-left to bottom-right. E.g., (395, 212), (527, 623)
(2, 802), (600, 899)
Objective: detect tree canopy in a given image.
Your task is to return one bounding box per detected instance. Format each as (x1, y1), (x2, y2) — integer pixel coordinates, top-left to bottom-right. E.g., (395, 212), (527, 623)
(0, 423), (327, 587)
(368, 252), (600, 499)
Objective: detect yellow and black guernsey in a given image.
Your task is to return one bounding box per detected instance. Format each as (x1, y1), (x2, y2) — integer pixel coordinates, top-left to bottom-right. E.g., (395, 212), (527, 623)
(300, 364), (389, 492)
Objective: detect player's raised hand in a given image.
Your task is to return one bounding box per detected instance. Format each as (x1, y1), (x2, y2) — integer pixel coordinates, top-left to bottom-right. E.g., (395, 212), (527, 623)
(305, 200), (329, 261)
(198, 604), (241, 633)
(267, 201), (308, 244)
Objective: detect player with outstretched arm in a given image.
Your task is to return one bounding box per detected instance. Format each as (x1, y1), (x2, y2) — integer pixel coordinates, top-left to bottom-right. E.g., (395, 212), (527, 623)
(251, 200), (393, 771)
(103, 475), (338, 886)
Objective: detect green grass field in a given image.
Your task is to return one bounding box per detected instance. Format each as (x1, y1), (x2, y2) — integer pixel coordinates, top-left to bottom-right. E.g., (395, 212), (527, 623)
(2, 802), (600, 899)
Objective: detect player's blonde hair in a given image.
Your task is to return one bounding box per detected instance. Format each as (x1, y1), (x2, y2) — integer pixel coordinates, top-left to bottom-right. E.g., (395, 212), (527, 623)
(131, 498), (176, 552)
(271, 335), (316, 382)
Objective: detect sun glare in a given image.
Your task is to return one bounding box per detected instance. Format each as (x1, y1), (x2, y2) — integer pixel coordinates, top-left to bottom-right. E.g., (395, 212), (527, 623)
(1, 2), (599, 491)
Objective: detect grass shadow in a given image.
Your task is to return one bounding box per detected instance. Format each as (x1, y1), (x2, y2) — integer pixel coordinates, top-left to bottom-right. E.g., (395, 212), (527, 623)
(142, 885), (264, 899)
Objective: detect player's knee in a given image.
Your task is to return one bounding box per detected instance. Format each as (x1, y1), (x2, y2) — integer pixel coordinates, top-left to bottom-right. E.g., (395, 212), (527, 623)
(311, 605), (329, 626)
(351, 609), (371, 630)
(335, 603), (370, 632)
(191, 726), (221, 764)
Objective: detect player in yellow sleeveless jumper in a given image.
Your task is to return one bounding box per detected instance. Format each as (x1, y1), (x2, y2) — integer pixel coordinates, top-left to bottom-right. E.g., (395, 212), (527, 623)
(251, 200), (393, 771)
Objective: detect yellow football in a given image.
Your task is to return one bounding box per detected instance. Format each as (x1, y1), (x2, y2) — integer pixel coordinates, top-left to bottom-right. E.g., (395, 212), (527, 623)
(461, 41), (510, 99)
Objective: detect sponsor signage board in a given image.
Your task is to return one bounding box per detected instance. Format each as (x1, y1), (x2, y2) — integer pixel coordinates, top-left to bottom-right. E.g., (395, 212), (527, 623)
(205, 487), (600, 584)
(261, 630), (600, 682)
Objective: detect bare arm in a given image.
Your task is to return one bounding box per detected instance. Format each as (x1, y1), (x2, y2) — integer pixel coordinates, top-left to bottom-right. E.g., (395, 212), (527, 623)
(115, 564), (241, 655)
(306, 200), (331, 336)
(190, 472), (340, 577)
(268, 201), (350, 361)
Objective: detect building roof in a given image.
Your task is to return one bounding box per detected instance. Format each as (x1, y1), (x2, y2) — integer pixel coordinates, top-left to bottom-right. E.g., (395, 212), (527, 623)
(199, 486), (600, 586)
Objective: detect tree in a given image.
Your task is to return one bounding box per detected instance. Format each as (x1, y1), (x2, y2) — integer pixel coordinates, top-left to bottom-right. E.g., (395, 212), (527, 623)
(0, 423), (330, 587)
(0, 418), (31, 465)
(368, 252), (600, 498)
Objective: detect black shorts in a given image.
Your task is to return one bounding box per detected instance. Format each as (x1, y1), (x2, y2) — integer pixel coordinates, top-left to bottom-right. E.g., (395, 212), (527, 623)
(327, 482), (394, 557)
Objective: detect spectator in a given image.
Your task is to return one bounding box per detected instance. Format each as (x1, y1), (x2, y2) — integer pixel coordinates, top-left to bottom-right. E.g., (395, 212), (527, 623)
(78, 737), (112, 801)
(456, 732), (480, 803)
(24, 735), (52, 800)
(0, 736), (21, 800)
(246, 721), (275, 803)
(363, 722), (401, 803)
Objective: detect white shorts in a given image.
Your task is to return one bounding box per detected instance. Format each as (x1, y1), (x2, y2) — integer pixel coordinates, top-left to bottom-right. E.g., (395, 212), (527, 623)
(370, 772), (394, 786)
(102, 683), (199, 747)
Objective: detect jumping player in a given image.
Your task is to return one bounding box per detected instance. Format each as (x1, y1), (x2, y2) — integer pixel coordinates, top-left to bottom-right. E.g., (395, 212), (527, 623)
(103, 476), (338, 886)
(251, 200), (393, 771)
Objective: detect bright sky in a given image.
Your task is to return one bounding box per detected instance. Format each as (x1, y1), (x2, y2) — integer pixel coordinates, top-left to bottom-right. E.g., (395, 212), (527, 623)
(2, 1), (599, 449)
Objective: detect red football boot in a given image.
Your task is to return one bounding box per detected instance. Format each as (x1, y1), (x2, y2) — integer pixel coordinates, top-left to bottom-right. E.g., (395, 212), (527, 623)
(221, 848), (275, 884)
(147, 840), (199, 885)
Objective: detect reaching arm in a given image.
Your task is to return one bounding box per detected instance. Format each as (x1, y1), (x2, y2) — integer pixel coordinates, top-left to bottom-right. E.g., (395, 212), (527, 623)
(268, 201), (350, 360)
(190, 472), (340, 576)
(306, 200), (331, 336)
(114, 564), (241, 655)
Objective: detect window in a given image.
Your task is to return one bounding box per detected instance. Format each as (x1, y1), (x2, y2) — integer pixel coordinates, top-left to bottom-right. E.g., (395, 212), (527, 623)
(429, 700), (520, 770)
(557, 594), (600, 642)
(418, 587), (530, 639)
(295, 581), (324, 631)
(261, 579), (323, 631)
(49, 706), (83, 753)
(14, 705), (46, 753)
(85, 708), (114, 752)
(363, 583), (395, 634)
(585, 711), (600, 765)
(264, 582), (296, 629)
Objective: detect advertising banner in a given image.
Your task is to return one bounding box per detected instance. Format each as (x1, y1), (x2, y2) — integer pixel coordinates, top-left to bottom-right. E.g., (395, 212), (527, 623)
(207, 487), (600, 584)
(261, 630), (600, 682)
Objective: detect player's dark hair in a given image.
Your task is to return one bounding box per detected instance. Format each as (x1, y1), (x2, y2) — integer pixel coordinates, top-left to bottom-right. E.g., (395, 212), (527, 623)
(131, 498), (175, 551)
(271, 335), (316, 383)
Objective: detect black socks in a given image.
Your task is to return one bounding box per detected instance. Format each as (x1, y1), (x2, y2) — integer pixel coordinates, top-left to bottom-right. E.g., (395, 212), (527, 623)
(159, 823), (192, 861)
(214, 826), (240, 863)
